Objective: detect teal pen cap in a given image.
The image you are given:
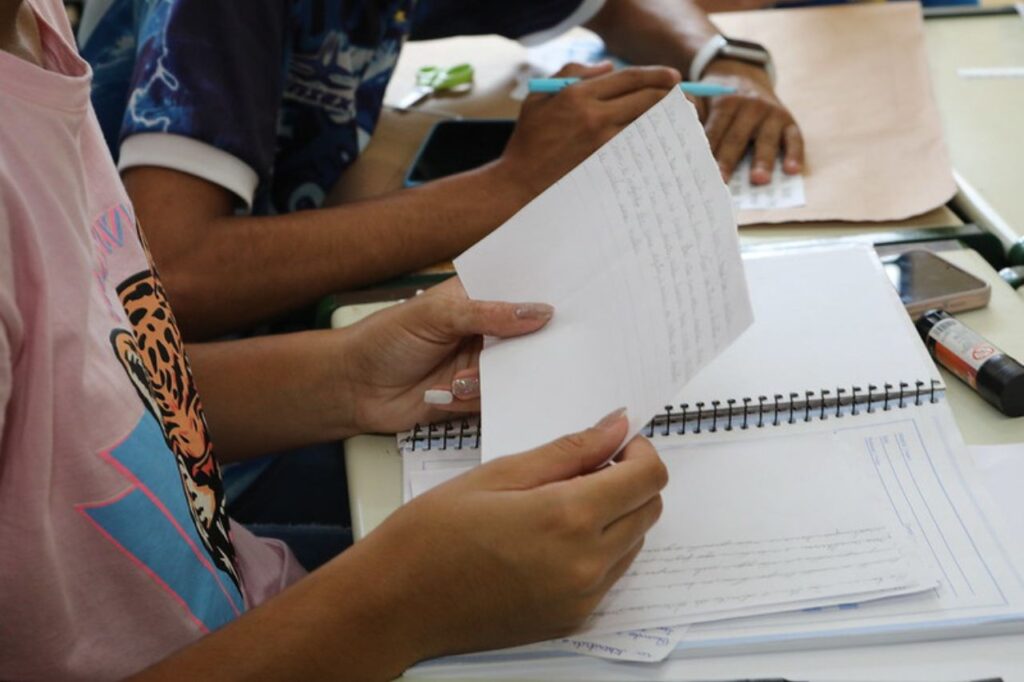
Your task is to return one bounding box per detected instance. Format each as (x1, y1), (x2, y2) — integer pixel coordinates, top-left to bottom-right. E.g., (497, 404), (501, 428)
(527, 78), (737, 96)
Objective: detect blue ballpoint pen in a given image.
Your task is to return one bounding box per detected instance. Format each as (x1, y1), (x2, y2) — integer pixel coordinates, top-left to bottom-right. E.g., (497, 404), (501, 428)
(527, 77), (736, 97)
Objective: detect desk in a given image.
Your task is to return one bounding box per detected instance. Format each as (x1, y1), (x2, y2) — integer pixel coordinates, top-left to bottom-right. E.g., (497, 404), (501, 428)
(924, 10), (1024, 246)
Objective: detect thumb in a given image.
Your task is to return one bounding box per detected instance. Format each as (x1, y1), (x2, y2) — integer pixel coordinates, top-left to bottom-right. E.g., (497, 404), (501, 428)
(486, 409), (628, 489)
(436, 296), (554, 341)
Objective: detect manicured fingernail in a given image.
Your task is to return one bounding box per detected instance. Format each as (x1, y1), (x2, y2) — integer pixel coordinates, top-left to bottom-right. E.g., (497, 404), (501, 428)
(451, 376), (480, 399)
(514, 303), (554, 320)
(424, 389), (454, 405)
(784, 159), (801, 173)
(596, 407), (627, 429)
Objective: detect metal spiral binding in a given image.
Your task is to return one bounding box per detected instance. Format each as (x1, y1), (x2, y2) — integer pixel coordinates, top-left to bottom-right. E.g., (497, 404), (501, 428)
(401, 417), (481, 452)
(642, 379), (942, 438)
(400, 379), (943, 451)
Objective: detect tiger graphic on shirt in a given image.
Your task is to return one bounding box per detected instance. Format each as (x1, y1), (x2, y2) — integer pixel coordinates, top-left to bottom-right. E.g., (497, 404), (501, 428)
(108, 232), (240, 590)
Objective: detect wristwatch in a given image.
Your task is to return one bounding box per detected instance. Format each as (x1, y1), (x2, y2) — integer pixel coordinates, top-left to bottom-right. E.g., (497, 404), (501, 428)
(689, 34), (776, 86)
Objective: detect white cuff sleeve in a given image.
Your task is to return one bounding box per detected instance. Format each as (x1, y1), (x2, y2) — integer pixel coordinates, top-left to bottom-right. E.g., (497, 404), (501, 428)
(517, 0), (607, 47)
(117, 133), (260, 211)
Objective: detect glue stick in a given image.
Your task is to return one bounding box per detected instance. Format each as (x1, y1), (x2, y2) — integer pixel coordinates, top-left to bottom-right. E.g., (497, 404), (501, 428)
(916, 309), (1024, 418)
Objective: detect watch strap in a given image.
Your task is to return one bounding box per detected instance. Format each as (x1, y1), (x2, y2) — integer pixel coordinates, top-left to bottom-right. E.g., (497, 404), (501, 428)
(689, 34), (728, 83)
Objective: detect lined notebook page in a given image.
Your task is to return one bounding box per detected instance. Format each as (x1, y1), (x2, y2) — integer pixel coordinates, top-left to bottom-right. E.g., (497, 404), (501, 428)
(675, 244), (943, 408)
(455, 88), (752, 461)
(580, 428), (932, 635)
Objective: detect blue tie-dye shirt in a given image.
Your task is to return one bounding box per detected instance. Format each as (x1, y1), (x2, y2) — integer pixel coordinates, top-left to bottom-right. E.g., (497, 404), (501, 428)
(80, 0), (590, 215)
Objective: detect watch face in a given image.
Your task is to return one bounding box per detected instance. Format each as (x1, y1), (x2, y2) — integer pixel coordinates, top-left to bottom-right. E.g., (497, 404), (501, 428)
(722, 38), (771, 65)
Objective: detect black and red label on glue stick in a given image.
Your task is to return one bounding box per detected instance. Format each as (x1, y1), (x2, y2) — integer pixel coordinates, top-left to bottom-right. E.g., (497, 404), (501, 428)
(916, 309), (1024, 417)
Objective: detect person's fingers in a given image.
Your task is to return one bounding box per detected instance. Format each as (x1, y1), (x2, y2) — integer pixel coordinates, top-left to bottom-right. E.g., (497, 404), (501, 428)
(566, 436), (668, 526)
(424, 366), (480, 410)
(782, 123), (804, 175)
(432, 296), (555, 341)
(703, 98), (739, 158)
(451, 368), (480, 400)
(604, 87), (673, 126)
(479, 409), (629, 489)
(714, 103), (767, 182)
(750, 115), (785, 186)
(600, 493), (663, 559)
(424, 395), (481, 414)
(553, 60), (615, 80)
(574, 66), (680, 101)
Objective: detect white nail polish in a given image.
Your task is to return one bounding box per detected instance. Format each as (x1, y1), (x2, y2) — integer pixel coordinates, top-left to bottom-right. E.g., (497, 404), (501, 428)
(424, 389), (454, 405)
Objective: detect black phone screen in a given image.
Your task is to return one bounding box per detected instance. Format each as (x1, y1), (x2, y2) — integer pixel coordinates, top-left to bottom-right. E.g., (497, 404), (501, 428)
(405, 120), (516, 187)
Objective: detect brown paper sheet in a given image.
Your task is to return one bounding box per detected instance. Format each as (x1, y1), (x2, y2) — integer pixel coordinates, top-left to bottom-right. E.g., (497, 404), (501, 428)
(713, 3), (957, 225)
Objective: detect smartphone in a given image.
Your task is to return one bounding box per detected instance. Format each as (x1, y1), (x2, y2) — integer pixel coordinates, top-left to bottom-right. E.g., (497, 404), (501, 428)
(404, 120), (516, 188)
(882, 249), (991, 319)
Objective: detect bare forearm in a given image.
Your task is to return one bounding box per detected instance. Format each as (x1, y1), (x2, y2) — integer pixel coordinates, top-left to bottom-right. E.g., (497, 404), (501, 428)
(126, 162), (528, 339)
(128, 536), (426, 682)
(186, 330), (356, 462)
(586, 0), (718, 72)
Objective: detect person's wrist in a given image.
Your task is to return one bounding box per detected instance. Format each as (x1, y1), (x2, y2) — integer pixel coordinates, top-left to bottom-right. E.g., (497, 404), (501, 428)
(312, 527), (440, 677)
(351, 512), (456, 664)
(319, 327), (366, 440)
(483, 156), (544, 211)
(703, 57), (773, 90)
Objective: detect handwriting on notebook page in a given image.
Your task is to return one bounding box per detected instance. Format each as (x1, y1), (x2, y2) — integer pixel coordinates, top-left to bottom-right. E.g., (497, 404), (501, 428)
(455, 88), (752, 460)
(577, 430), (933, 635)
(586, 526), (917, 634)
(548, 624), (688, 663)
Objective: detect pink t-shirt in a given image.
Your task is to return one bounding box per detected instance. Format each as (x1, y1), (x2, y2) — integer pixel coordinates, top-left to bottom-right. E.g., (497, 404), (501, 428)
(0, 2), (304, 678)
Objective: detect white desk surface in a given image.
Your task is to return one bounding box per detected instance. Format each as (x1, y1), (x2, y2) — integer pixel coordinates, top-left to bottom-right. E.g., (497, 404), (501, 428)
(924, 10), (1024, 246)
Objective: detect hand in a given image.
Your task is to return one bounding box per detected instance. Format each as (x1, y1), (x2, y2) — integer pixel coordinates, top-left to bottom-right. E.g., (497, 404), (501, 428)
(334, 277), (553, 434)
(496, 62), (681, 200)
(701, 59), (804, 185)
(358, 411), (668, 661)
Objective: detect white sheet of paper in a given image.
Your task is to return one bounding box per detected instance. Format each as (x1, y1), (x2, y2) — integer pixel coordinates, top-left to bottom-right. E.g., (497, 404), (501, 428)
(957, 66), (1024, 79)
(728, 156), (806, 211)
(546, 625), (688, 663)
(455, 89), (753, 461)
